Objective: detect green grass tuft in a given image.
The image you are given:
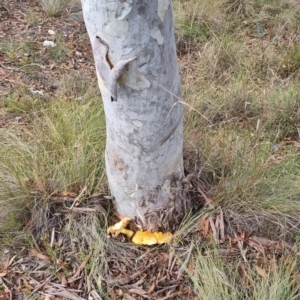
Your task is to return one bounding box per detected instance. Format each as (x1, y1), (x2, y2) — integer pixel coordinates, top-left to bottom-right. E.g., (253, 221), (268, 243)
(189, 246), (299, 300)
(0, 75), (107, 232)
(40, 0), (67, 17)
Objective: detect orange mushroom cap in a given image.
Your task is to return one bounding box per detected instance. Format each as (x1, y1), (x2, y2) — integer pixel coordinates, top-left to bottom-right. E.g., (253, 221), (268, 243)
(107, 217), (133, 237)
(132, 230), (173, 245)
(107, 218), (173, 245)
(154, 231), (173, 244)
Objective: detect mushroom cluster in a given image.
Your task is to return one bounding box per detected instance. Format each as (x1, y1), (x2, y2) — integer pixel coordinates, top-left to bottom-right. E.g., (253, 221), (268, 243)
(107, 218), (173, 245)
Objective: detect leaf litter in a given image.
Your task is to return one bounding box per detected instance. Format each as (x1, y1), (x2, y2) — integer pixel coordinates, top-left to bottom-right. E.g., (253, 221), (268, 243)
(1, 173), (299, 299)
(0, 0), (300, 299)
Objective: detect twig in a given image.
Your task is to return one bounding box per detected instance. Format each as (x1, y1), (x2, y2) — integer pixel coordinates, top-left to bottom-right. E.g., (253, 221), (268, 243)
(0, 278), (12, 300)
(31, 232), (42, 253)
(192, 179), (214, 207)
(20, 63), (45, 70)
(72, 253), (92, 279)
(45, 286), (85, 300)
(70, 185), (87, 210)
(0, 63), (20, 71)
(215, 214), (220, 230)
(177, 241), (194, 279)
(161, 290), (187, 300)
(209, 216), (219, 244)
(50, 227), (55, 248)
(90, 290), (103, 300)
(106, 264), (153, 286)
(234, 232), (247, 262)
(168, 248), (175, 272)
(29, 280), (48, 298)
(219, 208), (225, 242)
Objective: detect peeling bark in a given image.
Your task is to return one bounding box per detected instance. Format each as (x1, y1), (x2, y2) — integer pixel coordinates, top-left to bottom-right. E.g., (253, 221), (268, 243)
(81, 0), (184, 231)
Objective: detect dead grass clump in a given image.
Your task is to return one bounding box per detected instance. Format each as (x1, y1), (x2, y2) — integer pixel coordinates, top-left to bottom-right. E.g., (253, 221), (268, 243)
(190, 247), (300, 300)
(0, 79), (106, 237)
(223, 0), (255, 17)
(58, 70), (95, 100)
(174, 0), (225, 55)
(226, 210), (300, 243)
(40, 0), (67, 17)
(262, 87), (300, 141)
(278, 45), (300, 78)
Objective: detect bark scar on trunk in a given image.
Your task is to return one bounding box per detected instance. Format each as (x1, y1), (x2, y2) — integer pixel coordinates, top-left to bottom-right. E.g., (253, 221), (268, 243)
(93, 36), (136, 102)
(109, 150), (129, 173)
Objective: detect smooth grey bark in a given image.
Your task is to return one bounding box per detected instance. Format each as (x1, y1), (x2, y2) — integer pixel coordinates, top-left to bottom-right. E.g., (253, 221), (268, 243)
(81, 0), (184, 231)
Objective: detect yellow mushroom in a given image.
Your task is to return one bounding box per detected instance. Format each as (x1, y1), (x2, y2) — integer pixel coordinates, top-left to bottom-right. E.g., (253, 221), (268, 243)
(120, 228), (134, 238)
(107, 218), (173, 244)
(154, 231), (173, 244)
(132, 230), (157, 245)
(132, 230), (173, 245)
(107, 217), (134, 238)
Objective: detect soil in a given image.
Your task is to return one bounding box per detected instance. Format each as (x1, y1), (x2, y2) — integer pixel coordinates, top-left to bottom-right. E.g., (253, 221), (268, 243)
(1, 1), (299, 300)
(0, 0), (94, 98)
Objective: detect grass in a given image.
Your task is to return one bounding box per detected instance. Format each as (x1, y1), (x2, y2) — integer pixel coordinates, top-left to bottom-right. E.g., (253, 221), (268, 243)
(40, 0), (68, 17)
(0, 77), (107, 232)
(190, 247), (299, 300)
(40, 0), (82, 18)
(0, 0), (300, 298)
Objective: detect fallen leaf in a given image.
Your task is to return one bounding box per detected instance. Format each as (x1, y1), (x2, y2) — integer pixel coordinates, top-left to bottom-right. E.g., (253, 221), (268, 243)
(255, 266), (267, 278)
(61, 191), (77, 197)
(34, 174), (46, 193)
(21, 276), (33, 291)
(232, 236), (245, 243)
(148, 282), (156, 294)
(72, 253), (91, 279)
(198, 217), (210, 236)
(129, 288), (148, 296)
(30, 249), (52, 262)
(108, 287), (117, 300)
(48, 287), (85, 300)
(7, 255), (16, 267)
(4, 255), (16, 269)
(61, 273), (67, 286)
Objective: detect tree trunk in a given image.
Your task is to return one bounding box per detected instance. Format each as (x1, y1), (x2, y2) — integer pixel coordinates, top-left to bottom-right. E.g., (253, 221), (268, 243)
(81, 0), (184, 231)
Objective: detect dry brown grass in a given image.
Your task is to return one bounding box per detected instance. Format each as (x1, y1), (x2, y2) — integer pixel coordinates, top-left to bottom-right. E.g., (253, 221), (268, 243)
(0, 0), (299, 299)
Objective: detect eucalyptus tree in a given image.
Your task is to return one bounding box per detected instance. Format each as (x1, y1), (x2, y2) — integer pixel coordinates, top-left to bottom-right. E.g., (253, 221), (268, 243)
(81, 0), (185, 231)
